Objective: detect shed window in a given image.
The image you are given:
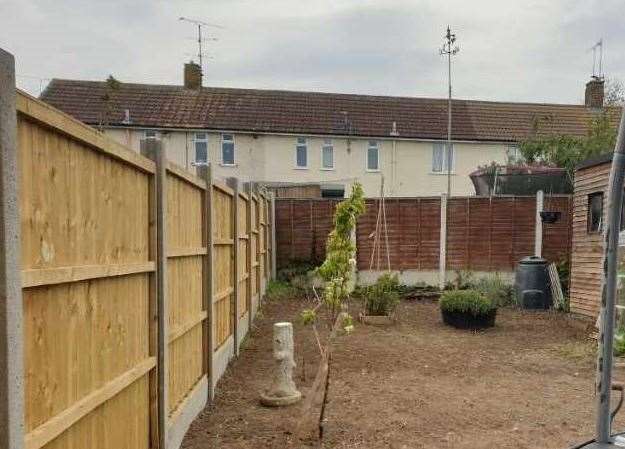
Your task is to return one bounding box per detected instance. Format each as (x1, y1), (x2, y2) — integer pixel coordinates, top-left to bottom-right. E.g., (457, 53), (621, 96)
(588, 192), (603, 233)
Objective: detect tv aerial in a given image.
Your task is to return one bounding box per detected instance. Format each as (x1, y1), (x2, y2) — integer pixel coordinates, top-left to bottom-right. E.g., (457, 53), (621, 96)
(179, 17), (223, 72)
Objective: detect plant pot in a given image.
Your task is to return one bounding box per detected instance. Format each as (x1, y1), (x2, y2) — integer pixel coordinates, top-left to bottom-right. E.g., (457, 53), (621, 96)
(441, 309), (497, 330)
(540, 211), (561, 223)
(359, 312), (395, 325)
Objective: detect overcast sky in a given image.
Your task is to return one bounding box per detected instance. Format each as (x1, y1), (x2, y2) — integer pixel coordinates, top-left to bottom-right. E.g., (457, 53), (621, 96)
(1, 0), (623, 104)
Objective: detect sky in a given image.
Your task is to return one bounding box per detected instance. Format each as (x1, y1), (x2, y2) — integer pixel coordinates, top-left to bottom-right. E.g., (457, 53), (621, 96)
(0, 0), (623, 105)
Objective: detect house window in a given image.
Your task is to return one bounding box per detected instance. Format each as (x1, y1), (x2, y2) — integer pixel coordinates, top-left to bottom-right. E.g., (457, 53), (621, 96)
(194, 132), (208, 164)
(322, 139), (334, 169)
(295, 137), (307, 168)
(367, 140), (379, 171)
(588, 192), (604, 233)
(506, 145), (523, 164)
(432, 143), (454, 173)
(142, 129), (160, 140)
(221, 134), (235, 165)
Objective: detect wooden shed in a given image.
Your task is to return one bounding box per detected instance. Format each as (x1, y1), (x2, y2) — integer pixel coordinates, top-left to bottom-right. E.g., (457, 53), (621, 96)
(569, 153), (613, 317)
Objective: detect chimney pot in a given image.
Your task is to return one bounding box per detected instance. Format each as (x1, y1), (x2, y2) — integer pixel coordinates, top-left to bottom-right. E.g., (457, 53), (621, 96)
(184, 62), (202, 89)
(585, 77), (604, 109)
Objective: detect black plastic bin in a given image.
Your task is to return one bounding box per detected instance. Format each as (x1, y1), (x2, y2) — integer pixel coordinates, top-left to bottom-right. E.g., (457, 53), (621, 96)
(514, 256), (552, 309)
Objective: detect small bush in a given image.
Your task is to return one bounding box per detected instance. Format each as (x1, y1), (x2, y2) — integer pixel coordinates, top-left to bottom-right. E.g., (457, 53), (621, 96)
(439, 289), (496, 316)
(473, 275), (515, 307)
(616, 326), (625, 357)
(362, 273), (401, 316)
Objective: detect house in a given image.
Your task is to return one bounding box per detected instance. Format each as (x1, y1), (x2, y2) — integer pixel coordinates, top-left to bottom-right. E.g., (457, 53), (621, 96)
(40, 63), (613, 197)
(569, 153), (619, 318)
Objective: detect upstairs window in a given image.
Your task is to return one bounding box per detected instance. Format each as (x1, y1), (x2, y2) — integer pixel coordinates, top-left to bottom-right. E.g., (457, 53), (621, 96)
(142, 129), (160, 140)
(367, 140), (379, 171)
(194, 132), (208, 165)
(588, 192), (603, 233)
(295, 137), (307, 168)
(322, 139), (334, 169)
(432, 143), (454, 173)
(221, 134), (235, 165)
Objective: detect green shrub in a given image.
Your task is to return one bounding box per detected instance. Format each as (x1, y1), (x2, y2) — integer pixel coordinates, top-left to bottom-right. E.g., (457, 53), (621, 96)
(362, 273), (401, 316)
(439, 289), (496, 316)
(616, 326), (625, 357)
(473, 275), (515, 307)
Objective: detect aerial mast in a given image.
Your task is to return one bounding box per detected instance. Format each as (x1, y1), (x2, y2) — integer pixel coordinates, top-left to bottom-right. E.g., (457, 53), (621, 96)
(178, 16), (222, 78)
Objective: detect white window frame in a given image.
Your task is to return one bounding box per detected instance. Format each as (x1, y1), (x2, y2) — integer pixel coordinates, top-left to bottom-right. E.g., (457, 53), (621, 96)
(295, 137), (308, 169)
(366, 140), (380, 172)
(431, 142), (455, 174)
(194, 132), (208, 165)
(506, 144), (522, 164)
(142, 129), (160, 140)
(221, 133), (235, 166)
(321, 138), (334, 170)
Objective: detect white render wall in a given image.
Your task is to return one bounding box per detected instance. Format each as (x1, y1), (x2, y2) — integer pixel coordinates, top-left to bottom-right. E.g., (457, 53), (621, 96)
(104, 128), (509, 197)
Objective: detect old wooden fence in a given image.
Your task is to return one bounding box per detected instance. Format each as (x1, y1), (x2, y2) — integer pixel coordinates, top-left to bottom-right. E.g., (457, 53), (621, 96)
(0, 85), (274, 448)
(276, 196), (573, 275)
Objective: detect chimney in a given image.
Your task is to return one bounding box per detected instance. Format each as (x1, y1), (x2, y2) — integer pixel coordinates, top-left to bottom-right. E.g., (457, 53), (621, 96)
(184, 62), (202, 89)
(585, 76), (604, 109)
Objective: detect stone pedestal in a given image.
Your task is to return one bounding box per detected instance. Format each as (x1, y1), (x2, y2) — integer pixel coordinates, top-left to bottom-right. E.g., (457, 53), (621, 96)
(260, 322), (302, 406)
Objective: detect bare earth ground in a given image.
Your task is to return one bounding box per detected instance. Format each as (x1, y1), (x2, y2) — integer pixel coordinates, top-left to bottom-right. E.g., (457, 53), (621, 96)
(182, 297), (625, 449)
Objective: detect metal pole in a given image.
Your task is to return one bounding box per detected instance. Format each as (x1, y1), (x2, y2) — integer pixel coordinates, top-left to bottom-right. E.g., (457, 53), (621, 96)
(447, 46), (452, 199)
(596, 110), (625, 443)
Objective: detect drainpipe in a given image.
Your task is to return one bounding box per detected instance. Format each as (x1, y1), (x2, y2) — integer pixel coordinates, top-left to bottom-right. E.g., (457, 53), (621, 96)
(596, 110), (625, 444)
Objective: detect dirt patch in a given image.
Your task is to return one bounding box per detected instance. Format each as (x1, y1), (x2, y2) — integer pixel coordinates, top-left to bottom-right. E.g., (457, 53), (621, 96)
(182, 297), (625, 449)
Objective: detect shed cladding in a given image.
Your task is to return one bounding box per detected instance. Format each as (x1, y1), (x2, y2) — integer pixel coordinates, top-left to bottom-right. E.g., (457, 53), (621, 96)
(40, 79), (619, 142)
(569, 158), (611, 317)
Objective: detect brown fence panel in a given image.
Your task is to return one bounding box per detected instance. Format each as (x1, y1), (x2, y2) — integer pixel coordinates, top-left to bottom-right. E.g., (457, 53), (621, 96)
(276, 196), (572, 274)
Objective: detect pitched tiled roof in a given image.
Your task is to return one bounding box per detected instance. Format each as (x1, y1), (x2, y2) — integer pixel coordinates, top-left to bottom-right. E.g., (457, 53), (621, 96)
(40, 79), (620, 143)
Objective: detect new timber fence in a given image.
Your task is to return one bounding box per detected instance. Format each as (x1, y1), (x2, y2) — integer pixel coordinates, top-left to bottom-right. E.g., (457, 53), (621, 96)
(0, 53), (274, 449)
(276, 195), (573, 283)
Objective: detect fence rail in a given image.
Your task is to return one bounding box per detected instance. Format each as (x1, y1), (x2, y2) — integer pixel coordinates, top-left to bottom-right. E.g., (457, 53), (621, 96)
(2, 83), (274, 449)
(276, 195), (573, 275)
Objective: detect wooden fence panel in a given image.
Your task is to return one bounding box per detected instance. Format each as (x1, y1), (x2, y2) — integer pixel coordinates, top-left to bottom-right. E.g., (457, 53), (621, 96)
(5, 88), (277, 449)
(276, 196), (572, 274)
(237, 192), (249, 319)
(251, 194), (259, 305)
(18, 93), (156, 449)
(211, 183), (234, 349)
(165, 169), (206, 417)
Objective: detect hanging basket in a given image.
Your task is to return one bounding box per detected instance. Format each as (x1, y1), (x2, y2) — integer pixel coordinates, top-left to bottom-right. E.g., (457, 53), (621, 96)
(540, 211), (561, 224)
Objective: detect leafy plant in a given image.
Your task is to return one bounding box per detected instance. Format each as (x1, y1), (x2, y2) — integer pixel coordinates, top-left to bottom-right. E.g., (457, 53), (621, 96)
(519, 108), (619, 183)
(309, 182), (365, 321)
(362, 273), (401, 316)
(439, 289), (496, 316)
(615, 326), (625, 357)
(473, 274), (515, 307)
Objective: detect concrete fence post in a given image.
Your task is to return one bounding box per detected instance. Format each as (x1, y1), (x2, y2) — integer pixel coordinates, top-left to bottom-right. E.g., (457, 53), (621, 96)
(439, 193), (448, 290)
(271, 194), (277, 280)
(535, 190), (544, 257)
(197, 164), (215, 401)
(140, 138), (167, 448)
(0, 47), (23, 449)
